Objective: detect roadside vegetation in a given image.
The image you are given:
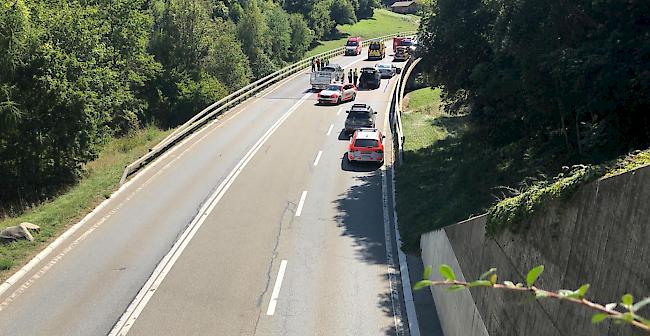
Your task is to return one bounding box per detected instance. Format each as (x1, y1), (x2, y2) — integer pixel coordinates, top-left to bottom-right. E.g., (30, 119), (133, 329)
(0, 0), (410, 277)
(0, 127), (169, 279)
(306, 8), (419, 57)
(396, 0), (649, 252)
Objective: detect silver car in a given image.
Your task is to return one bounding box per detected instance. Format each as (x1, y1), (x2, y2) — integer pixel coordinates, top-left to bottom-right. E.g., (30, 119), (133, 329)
(375, 63), (397, 78)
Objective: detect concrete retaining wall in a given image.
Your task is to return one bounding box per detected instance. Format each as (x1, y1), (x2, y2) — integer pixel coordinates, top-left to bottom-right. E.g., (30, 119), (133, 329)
(420, 165), (650, 336)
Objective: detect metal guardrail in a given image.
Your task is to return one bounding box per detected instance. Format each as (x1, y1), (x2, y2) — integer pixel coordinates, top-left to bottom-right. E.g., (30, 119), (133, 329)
(392, 57), (422, 165)
(119, 31), (417, 185)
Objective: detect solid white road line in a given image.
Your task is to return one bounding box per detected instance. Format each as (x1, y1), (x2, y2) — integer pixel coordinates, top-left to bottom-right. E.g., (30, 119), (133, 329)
(109, 92), (312, 336)
(336, 106), (344, 116)
(382, 87), (421, 336)
(313, 151), (323, 166)
(326, 124), (334, 136)
(380, 93), (404, 336)
(384, 71), (421, 336)
(266, 259), (288, 316)
(295, 191), (308, 217)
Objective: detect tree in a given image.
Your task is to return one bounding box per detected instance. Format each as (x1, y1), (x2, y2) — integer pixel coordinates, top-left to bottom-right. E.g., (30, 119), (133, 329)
(288, 13), (312, 61)
(330, 0), (356, 25)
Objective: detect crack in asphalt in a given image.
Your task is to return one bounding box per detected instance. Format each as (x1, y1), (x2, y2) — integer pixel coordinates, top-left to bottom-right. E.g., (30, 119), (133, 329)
(252, 200), (296, 335)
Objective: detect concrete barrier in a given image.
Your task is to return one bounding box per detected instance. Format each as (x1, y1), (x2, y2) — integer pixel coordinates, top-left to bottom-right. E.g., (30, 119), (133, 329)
(420, 165), (650, 336)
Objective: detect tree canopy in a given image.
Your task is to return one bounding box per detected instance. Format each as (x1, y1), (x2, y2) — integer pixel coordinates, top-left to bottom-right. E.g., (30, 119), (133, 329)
(0, 0), (382, 205)
(419, 0), (650, 165)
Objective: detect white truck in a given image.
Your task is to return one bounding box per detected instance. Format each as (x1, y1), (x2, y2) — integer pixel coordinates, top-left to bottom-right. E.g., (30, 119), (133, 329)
(310, 64), (344, 90)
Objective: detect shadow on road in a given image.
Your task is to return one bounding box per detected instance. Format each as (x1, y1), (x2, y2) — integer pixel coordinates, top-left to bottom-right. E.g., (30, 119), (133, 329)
(340, 153), (382, 172)
(332, 160), (405, 335)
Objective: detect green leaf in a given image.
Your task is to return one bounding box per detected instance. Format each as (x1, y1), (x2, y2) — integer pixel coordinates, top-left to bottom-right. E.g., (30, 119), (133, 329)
(413, 280), (433, 290)
(591, 313), (609, 324)
(631, 297), (650, 312)
(423, 265), (433, 280)
(622, 294), (634, 307)
(576, 284), (590, 298)
(439, 264), (456, 281)
(447, 285), (465, 292)
(621, 312), (634, 322)
(526, 265), (544, 287)
(479, 268), (497, 280)
(468, 280), (492, 288)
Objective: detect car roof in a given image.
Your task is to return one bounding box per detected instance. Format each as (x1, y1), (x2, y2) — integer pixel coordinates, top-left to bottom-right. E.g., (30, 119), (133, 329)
(354, 129), (381, 139)
(350, 103), (371, 110)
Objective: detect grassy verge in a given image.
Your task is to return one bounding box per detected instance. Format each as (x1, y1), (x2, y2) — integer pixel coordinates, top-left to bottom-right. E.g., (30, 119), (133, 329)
(396, 88), (650, 252)
(306, 9), (420, 58)
(0, 126), (171, 279)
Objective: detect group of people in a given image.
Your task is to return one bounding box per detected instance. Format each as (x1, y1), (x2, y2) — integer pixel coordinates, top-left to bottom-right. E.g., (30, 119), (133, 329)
(347, 68), (360, 86)
(311, 57), (330, 71)
(310, 57), (360, 86)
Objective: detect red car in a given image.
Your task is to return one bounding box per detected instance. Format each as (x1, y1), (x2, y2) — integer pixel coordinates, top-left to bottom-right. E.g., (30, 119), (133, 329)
(345, 37), (362, 55)
(348, 128), (385, 163)
(317, 84), (357, 105)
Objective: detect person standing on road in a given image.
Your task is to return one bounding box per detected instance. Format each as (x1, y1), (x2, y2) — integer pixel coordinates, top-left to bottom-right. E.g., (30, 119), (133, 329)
(353, 68), (359, 86)
(348, 69), (353, 84)
(311, 57), (315, 72)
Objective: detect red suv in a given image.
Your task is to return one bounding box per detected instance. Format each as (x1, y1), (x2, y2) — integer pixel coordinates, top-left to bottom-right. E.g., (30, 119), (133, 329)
(348, 128), (385, 163)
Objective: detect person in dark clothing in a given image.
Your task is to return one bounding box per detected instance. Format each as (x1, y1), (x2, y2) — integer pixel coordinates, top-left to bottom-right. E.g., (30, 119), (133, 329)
(348, 69), (353, 84)
(316, 58), (321, 71)
(311, 57), (315, 72)
(353, 68), (359, 86)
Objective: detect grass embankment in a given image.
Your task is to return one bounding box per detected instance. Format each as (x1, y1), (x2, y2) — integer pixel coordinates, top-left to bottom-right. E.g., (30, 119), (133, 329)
(306, 9), (420, 57)
(395, 88), (650, 252)
(0, 126), (170, 279)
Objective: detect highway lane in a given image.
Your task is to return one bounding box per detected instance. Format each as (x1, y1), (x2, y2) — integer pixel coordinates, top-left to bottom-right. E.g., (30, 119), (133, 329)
(0, 48), (383, 335)
(124, 53), (404, 335)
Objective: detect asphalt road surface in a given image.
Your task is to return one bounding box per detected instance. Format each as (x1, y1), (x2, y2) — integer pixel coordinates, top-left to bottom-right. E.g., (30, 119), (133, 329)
(0, 47), (412, 336)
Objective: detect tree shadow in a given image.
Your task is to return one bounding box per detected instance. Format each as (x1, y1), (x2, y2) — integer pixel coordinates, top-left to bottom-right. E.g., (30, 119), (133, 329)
(332, 160), (407, 335)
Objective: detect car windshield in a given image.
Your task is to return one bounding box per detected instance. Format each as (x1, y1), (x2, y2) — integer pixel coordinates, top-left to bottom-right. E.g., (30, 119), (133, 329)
(346, 41), (359, 46)
(321, 67), (335, 72)
(325, 85), (342, 91)
(400, 40), (414, 46)
(377, 64), (390, 69)
(369, 43), (381, 50)
(353, 139), (379, 148)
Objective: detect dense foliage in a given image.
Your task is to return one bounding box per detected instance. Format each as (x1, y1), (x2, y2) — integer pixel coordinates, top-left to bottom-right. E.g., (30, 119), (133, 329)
(419, 0), (649, 165)
(0, 0), (381, 206)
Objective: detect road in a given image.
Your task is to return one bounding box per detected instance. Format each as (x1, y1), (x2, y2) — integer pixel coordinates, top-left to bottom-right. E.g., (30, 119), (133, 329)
(0, 47), (411, 336)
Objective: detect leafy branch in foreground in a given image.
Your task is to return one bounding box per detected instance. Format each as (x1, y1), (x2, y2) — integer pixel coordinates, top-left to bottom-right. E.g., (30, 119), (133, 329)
(414, 264), (650, 333)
